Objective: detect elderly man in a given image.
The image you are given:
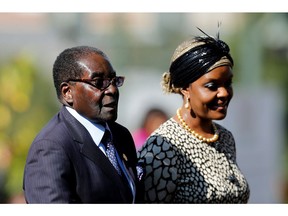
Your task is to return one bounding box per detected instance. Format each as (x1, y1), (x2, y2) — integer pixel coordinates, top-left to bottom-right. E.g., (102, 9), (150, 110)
(23, 46), (144, 203)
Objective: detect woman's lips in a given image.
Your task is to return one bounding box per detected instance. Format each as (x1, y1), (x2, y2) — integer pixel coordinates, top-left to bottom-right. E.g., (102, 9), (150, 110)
(210, 102), (228, 111)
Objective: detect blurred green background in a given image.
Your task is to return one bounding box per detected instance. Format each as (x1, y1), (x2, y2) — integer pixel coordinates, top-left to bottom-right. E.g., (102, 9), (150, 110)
(0, 13), (287, 203)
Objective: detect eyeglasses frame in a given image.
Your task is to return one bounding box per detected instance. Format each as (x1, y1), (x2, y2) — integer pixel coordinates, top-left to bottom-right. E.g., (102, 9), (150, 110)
(66, 76), (125, 91)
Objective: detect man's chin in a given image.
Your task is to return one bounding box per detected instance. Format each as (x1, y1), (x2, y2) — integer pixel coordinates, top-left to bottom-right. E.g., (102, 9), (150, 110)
(104, 112), (117, 123)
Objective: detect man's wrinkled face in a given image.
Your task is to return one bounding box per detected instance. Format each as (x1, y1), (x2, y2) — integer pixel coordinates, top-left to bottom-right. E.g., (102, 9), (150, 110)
(64, 53), (120, 123)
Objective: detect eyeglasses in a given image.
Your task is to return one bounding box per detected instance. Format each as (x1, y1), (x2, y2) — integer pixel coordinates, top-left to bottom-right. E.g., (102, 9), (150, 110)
(67, 76), (125, 90)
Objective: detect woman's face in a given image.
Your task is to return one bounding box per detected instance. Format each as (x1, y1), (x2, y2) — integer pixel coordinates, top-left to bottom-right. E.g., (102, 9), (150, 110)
(184, 65), (233, 121)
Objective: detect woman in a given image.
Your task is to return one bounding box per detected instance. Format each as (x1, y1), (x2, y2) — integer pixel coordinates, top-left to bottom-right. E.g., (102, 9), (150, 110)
(137, 30), (250, 203)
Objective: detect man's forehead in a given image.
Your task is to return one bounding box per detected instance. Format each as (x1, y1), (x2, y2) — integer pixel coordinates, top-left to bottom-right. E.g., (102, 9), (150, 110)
(76, 60), (116, 78)
(77, 61), (92, 72)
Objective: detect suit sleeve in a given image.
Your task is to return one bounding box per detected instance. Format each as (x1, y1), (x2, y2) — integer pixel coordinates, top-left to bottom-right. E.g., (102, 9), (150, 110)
(23, 139), (75, 203)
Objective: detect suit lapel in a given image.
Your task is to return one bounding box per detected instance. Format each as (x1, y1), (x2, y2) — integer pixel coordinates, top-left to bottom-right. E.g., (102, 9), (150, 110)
(109, 123), (137, 181)
(61, 106), (133, 202)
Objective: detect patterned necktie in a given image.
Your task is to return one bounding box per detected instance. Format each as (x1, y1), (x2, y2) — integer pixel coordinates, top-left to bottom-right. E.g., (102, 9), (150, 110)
(102, 129), (122, 176)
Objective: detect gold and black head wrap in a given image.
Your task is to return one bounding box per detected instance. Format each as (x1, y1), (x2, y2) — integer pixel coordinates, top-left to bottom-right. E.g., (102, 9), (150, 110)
(162, 30), (234, 94)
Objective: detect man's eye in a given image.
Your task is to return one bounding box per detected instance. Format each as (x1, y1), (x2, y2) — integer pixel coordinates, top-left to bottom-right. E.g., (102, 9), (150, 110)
(92, 79), (104, 88)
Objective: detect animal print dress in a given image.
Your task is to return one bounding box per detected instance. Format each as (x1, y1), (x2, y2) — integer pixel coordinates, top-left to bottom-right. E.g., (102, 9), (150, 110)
(137, 118), (250, 203)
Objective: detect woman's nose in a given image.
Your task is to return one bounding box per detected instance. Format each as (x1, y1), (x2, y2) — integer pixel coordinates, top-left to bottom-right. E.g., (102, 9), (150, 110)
(217, 87), (231, 98)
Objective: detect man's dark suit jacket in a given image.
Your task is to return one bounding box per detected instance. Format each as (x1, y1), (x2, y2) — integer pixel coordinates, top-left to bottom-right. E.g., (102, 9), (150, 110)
(23, 106), (144, 203)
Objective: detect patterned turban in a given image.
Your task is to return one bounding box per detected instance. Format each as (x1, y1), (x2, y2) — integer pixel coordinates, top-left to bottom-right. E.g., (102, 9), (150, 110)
(162, 33), (234, 94)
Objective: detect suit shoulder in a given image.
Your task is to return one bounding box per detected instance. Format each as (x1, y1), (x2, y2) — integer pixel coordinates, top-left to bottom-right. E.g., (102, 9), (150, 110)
(109, 122), (130, 134)
(33, 112), (70, 143)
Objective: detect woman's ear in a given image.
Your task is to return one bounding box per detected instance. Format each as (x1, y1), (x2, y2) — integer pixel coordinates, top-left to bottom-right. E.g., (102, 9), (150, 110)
(180, 87), (191, 110)
(180, 87), (189, 98)
(60, 82), (73, 104)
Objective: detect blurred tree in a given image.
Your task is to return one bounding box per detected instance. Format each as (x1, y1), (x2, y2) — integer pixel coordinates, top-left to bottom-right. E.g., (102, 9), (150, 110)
(0, 53), (58, 203)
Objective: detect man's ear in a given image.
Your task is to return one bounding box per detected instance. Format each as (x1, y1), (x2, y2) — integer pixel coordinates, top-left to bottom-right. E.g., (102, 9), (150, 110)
(60, 82), (73, 104)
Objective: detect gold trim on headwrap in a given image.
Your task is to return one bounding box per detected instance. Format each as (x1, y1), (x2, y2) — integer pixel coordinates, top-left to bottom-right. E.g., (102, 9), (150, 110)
(171, 39), (205, 63)
(207, 56), (233, 72)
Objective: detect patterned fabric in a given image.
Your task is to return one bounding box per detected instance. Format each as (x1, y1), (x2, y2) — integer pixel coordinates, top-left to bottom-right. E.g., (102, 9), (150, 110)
(103, 130), (122, 176)
(137, 118), (250, 203)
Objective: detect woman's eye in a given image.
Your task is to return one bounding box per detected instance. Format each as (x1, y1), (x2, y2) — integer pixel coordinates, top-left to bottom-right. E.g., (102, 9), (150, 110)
(205, 83), (217, 90)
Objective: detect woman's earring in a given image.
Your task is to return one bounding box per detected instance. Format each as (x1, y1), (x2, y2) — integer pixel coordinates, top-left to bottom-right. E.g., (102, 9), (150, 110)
(185, 97), (190, 109)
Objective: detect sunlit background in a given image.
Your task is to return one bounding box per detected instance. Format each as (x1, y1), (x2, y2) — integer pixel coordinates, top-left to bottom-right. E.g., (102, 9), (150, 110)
(0, 13), (287, 203)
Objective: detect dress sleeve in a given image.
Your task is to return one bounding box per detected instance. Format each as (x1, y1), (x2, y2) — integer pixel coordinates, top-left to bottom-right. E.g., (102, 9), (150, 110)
(137, 135), (178, 203)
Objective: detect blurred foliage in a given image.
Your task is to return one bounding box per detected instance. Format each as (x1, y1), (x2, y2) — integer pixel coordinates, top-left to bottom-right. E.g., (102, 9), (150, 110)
(0, 53), (58, 202)
(0, 13), (288, 203)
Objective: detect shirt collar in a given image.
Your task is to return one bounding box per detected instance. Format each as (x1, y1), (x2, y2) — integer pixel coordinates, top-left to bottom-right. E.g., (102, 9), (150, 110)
(65, 106), (106, 146)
